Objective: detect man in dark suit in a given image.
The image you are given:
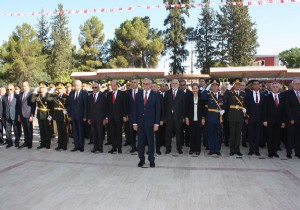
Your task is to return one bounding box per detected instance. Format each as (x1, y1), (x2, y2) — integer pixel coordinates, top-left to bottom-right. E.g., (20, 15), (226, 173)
(18, 81), (36, 149)
(164, 79), (186, 154)
(244, 80), (265, 156)
(223, 79), (246, 156)
(262, 82), (285, 158)
(285, 79), (300, 159)
(133, 78), (160, 168)
(52, 82), (69, 151)
(2, 84), (20, 148)
(126, 78), (141, 153)
(157, 83), (168, 154)
(87, 82), (107, 153)
(67, 80), (88, 152)
(107, 80), (127, 154)
(0, 87), (4, 144)
(179, 80), (193, 147)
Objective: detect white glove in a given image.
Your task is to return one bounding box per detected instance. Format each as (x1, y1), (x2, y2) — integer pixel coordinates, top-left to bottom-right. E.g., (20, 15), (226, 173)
(206, 84), (212, 91)
(63, 110), (67, 115)
(47, 116), (52, 121)
(242, 108), (246, 113)
(219, 110), (225, 116)
(33, 87), (38, 94)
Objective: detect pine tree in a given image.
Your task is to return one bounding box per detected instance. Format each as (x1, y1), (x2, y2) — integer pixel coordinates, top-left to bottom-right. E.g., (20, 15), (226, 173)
(49, 3), (73, 82)
(77, 16), (105, 72)
(195, 4), (217, 74)
(163, 0), (190, 74)
(36, 9), (51, 55)
(218, 1), (259, 66)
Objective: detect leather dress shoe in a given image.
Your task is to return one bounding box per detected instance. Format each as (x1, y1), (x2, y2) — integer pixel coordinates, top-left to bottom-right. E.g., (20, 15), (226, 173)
(165, 150), (171, 154)
(118, 149), (122, 154)
(27, 146), (32, 149)
(150, 162), (155, 168)
(268, 154), (273, 158)
(99, 149), (103, 153)
(80, 148), (84, 152)
(15, 144), (20, 147)
(236, 152), (243, 156)
(71, 148), (79, 152)
(62, 147), (67, 151)
(19, 143), (27, 148)
(208, 152), (213, 155)
(6, 144), (13, 148)
(55, 146), (62, 151)
(195, 152), (200, 156)
(216, 152), (221, 156)
(229, 152), (234, 156)
(287, 154), (292, 159)
(37, 145), (45, 149)
(189, 151), (194, 155)
(91, 148), (97, 153)
(138, 160), (145, 167)
(248, 151), (253, 156)
(156, 150), (162, 155)
(255, 152), (261, 156)
(46, 146), (50, 149)
(130, 148), (137, 153)
(108, 148), (117, 154)
(273, 153), (279, 158)
(177, 149), (183, 154)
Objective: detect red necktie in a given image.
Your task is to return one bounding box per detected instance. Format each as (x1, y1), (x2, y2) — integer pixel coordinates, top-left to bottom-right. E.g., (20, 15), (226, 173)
(274, 94), (279, 107)
(144, 91), (148, 106)
(8, 94), (12, 105)
(173, 90), (176, 100)
(93, 94), (96, 103)
(112, 91), (115, 104)
(255, 92), (258, 104)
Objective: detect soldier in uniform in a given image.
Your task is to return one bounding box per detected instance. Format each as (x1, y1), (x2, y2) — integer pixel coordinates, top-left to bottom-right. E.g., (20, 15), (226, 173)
(31, 81), (53, 149)
(201, 79), (225, 155)
(51, 82), (69, 151)
(223, 79), (246, 156)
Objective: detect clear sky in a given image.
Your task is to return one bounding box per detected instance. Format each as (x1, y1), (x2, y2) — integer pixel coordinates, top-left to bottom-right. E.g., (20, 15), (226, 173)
(0, 0), (300, 71)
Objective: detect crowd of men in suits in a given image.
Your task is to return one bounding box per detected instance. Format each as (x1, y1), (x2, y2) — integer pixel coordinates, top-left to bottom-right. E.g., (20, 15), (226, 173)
(0, 77), (299, 168)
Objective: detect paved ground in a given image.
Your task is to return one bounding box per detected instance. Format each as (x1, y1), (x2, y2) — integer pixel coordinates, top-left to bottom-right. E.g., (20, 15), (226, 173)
(0, 122), (300, 210)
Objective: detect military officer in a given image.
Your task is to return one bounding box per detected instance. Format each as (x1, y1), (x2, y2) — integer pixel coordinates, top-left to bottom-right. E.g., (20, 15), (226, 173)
(223, 79), (246, 156)
(51, 82), (69, 151)
(31, 81), (53, 149)
(201, 79), (225, 155)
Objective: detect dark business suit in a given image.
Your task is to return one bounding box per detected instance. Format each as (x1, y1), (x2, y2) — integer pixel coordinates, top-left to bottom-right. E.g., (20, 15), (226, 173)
(133, 90), (160, 162)
(68, 90), (88, 150)
(262, 93), (285, 156)
(164, 89), (185, 152)
(181, 89), (193, 146)
(245, 91), (264, 153)
(285, 90), (300, 157)
(107, 90), (127, 151)
(127, 88), (141, 150)
(2, 94), (20, 146)
(88, 92), (107, 151)
(0, 95), (3, 143)
(18, 91), (36, 148)
(156, 92), (165, 152)
(185, 94), (205, 153)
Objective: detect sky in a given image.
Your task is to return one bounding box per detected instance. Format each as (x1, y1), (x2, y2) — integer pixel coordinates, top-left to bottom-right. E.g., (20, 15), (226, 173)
(0, 0), (300, 72)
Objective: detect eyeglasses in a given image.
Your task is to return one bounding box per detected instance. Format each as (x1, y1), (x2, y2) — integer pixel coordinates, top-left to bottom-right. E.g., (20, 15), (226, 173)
(92, 87), (98, 89)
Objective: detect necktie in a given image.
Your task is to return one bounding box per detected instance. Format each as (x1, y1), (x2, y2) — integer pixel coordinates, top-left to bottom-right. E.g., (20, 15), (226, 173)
(274, 94), (279, 107)
(255, 92), (258, 104)
(75, 91), (78, 100)
(8, 94), (12, 105)
(173, 90), (176, 100)
(112, 91), (115, 104)
(22, 92), (26, 101)
(133, 89), (136, 101)
(93, 93), (96, 103)
(144, 91), (148, 106)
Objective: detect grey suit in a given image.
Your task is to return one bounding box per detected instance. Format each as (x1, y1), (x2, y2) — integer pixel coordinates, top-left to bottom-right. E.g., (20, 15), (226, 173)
(2, 94), (20, 146)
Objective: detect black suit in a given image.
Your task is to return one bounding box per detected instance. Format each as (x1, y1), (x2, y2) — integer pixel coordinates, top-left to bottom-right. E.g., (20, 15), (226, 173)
(185, 94), (205, 153)
(181, 89), (193, 146)
(0, 95), (3, 143)
(88, 92), (107, 151)
(285, 90), (300, 156)
(245, 91), (265, 153)
(164, 89), (185, 152)
(18, 91), (36, 147)
(107, 90), (127, 150)
(2, 94), (20, 146)
(68, 90), (88, 150)
(262, 93), (285, 156)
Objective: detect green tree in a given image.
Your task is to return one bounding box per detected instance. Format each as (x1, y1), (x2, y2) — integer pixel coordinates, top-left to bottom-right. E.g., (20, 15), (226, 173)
(77, 16), (105, 72)
(109, 16), (164, 68)
(195, 4), (217, 74)
(0, 23), (49, 85)
(163, 0), (191, 74)
(49, 3), (73, 82)
(36, 9), (51, 55)
(279, 47), (300, 68)
(218, 1), (259, 66)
